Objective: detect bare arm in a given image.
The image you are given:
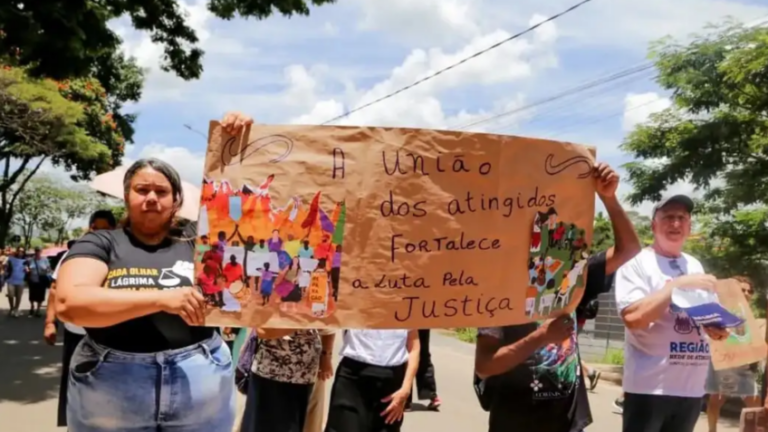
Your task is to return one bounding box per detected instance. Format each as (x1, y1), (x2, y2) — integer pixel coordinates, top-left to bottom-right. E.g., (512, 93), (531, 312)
(255, 328), (296, 340)
(601, 195), (641, 275)
(320, 331), (335, 354)
(45, 284), (58, 325)
(56, 257), (164, 327)
(400, 330), (420, 392)
(620, 282), (675, 330)
(475, 331), (545, 379)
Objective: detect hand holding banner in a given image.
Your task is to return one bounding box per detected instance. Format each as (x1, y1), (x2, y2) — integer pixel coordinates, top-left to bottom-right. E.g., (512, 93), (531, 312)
(709, 279), (766, 370)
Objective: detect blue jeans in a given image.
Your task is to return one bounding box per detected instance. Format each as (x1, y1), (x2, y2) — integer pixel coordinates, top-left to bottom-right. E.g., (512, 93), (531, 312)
(67, 334), (236, 432)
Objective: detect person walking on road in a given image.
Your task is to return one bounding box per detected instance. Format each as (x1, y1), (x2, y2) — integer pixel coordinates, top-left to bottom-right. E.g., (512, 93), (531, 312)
(705, 275), (760, 432)
(44, 210), (117, 429)
(473, 163), (641, 432)
(325, 330), (420, 432)
(576, 299), (601, 391)
(6, 246), (27, 317)
(55, 113), (250, 432)
(615, 195), (729, 432)
(26, 246), (52, 317)
(406, 329), (441, 411)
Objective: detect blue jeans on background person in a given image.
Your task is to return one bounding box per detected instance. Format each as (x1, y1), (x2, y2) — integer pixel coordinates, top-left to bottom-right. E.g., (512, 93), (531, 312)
(67, 334), (236, 432)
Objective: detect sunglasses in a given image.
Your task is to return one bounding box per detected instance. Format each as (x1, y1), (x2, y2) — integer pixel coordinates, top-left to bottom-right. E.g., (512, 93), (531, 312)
(669, 259), (685, 277)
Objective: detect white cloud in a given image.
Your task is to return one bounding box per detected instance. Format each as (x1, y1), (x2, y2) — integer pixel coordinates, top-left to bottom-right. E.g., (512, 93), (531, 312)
(130, 143), (206, 186)
(464, 0), (768, 52)
(622, 92), (672, 132)
(354, 0), (482, 46)
(323, 22), (339, 36)
(290, 14), (558, 129)
(114, 0), (250, 103)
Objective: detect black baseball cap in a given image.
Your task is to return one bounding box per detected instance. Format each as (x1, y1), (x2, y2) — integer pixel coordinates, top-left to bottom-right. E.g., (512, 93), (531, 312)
(652, 194), (694, 217)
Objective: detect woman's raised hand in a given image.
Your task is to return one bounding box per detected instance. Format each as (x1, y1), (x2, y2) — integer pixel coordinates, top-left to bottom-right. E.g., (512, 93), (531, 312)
(221, 112), (254, 135)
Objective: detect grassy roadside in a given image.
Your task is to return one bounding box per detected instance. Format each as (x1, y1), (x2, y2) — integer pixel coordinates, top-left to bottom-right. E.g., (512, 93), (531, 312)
(452, 327), (478, 343)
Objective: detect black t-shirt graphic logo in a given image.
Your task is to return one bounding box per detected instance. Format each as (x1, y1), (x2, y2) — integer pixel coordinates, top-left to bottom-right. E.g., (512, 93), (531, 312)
(158, 261), (195, 287)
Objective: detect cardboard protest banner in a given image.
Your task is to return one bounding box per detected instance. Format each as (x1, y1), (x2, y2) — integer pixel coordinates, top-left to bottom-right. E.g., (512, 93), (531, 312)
(196, 122), (596, 329)
(710, 279), (766, 370)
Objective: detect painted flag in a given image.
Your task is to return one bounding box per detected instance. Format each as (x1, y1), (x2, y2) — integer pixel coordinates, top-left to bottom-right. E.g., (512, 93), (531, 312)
(319, 209), (335, 234)
(198, 204), (210, 236)
(230, 195), (243, 223)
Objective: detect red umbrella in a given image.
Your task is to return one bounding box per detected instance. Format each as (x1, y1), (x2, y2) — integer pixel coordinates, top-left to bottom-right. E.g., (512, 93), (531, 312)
(89, 166), (201, 220)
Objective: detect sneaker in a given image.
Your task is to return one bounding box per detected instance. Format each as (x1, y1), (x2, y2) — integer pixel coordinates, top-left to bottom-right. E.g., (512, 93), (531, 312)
(427, 396), (442, 411)
(588, 370), (601, 391)
(613, 397), (624, 414)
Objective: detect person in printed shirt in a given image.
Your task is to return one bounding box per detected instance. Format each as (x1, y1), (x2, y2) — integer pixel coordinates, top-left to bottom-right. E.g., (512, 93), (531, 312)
(303, 329), (337, 432)
(473, 163), (641, 432)
(240, 328), (335, 432)
(26, 246), (53, 317)
(44, 210), (117, 429)
(615, 195), (729, 432)
(6, 246), (28, 318)
(55, 111), (253, 432)
(705, 276), (760, 432)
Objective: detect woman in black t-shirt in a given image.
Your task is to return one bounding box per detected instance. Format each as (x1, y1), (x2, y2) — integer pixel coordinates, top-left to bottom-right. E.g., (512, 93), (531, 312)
(55, 112), (252, 432)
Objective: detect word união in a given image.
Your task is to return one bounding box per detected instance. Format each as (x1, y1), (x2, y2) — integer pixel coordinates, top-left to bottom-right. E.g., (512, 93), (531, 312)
(382, 151), (492, 176)
(390, 232), (501, 263)
(393, 294), (514, 322)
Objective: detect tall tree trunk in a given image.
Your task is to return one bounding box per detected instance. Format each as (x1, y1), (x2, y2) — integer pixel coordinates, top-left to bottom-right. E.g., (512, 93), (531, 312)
(0, 209), (10, 248)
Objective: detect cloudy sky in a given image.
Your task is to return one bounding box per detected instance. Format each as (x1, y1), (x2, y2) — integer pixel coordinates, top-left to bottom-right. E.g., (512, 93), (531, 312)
(48, 0), (768, 216)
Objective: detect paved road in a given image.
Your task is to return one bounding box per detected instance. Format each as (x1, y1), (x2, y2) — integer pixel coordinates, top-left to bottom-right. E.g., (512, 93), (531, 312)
(0, 298), (740, 432)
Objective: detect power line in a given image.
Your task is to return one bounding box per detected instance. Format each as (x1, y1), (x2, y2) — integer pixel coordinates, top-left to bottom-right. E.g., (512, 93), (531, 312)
(320, 0), (596, 125)
(486, 70), (658, 135)
(545, 96), (667, 140)
(452, 62), (655, 131)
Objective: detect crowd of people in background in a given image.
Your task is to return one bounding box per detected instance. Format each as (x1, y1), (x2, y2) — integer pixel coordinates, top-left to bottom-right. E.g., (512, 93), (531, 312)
(1, 245), (53, 318)
(0, 111), (762, 432)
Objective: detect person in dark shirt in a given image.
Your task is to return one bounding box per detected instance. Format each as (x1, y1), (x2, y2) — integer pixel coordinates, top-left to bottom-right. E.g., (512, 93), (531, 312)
(44, 211), (117, 429)
(474, 163), (641, 432)
(55, 111), (253, 432)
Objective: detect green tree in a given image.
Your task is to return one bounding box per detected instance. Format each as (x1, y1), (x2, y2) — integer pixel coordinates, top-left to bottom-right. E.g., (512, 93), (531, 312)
(0, 0), (336, 82)
(70, 227), (85, 240)
(622, 22), (768, 293)
(13, 175), (60, 248)
(14, 175), (101, 247)
(0, 59), (141, 246)
(591, 212), (614, 253)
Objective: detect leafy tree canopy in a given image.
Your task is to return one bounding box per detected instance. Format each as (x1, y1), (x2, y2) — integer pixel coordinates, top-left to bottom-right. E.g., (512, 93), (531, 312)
(0, 62), (139, 246)
(622, 22), (768, 208)
(13, 174), (103, 248)
(622, 21), (768, 296)
(0, 0), (335, 81)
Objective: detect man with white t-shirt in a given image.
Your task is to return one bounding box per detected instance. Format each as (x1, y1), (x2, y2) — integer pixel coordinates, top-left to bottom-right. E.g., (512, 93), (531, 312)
(43, 209), (116, 428)
(615, 195), (728, 432)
